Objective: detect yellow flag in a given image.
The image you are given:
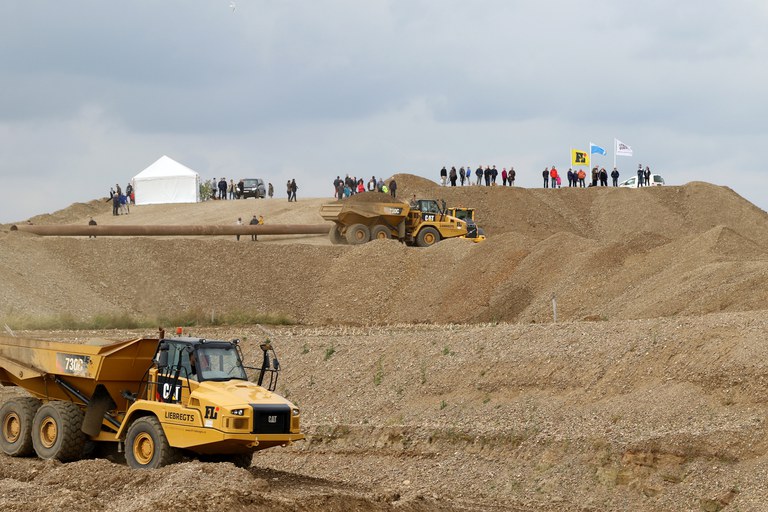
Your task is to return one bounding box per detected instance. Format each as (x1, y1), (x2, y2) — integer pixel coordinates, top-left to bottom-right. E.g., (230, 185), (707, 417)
(571, 149), (589, 167)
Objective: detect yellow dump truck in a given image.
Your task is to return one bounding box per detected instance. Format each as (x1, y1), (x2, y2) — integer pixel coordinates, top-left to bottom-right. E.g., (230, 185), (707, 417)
(320, 197), (484, 247)
(0, 333), (303, 469)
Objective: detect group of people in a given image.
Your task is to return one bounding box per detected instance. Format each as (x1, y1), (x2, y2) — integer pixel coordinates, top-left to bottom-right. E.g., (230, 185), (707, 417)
(440, 166), (517, 187)
(107, 183), (133, 215)
(234, 214), (264, 241)
(542, 166), (622, 188)
(635, 165), (654, 186)
(286, 179), (298, 202)
(333, 175), (398, 199)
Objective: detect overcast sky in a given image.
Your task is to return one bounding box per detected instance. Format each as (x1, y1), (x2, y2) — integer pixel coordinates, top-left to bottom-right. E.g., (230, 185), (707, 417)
(1, 1), (767, 223)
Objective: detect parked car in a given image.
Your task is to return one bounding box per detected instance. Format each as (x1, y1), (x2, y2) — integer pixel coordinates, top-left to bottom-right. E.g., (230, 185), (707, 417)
(618, 174), (665, 188)
(239, 178), (266, 199)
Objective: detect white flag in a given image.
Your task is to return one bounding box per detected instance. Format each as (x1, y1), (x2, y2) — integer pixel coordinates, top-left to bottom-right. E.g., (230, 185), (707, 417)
(615, 139), (633, 157)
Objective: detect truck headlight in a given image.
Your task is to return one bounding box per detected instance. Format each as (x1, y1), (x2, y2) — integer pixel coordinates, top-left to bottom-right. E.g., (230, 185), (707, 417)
(292, 408), (300, 416)
(231, 409), (245, 416)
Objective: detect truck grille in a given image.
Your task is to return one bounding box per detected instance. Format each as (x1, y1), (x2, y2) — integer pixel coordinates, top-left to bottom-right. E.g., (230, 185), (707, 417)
(250, 404), (291, 434)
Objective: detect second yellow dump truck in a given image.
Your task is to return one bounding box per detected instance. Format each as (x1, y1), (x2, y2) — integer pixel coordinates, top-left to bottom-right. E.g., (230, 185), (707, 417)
(0, 332), (303, 469)
(320, 197), (484, 246)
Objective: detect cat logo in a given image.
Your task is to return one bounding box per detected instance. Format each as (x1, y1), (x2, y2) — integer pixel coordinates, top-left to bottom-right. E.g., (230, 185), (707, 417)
(267, 415), (278, 424)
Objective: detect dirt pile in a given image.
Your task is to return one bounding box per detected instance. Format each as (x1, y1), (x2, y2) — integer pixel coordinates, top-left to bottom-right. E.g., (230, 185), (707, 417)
(1, 179), (767, 325)
(4, 315), (768, 511)
(3, 177), (768, 510)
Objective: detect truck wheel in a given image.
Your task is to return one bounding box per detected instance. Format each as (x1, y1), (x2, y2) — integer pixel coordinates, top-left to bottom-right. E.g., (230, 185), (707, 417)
(345, 223), (370, 245)
(416, 227), (441, 247)
(0, 397), (42, 456)
(370, 225), (391, 240)
(329, 225), (346, 245)
(126, 416), (179, 469)
(32, 402), (86, 462)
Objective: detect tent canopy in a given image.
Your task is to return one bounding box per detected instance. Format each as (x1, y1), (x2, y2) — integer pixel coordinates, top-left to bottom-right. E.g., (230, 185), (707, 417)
(133, 155), (200, 205)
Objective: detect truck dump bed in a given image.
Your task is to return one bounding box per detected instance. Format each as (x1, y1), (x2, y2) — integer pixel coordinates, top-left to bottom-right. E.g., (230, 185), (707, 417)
(319, 201), (410, 226)
(0, 335), (159, 412)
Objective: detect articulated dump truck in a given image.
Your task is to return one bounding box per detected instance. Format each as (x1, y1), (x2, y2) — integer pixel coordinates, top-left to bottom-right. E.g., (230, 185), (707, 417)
(0, 333), (303, 469)
(320, 198), (485, 247)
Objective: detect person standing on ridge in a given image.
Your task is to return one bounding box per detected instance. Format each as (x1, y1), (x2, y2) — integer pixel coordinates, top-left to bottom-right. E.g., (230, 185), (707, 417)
(611, 167), (620, 187)
(542, 168), (549, 188)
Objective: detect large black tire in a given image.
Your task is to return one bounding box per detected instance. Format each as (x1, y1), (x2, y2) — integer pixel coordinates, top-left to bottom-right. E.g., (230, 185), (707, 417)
(345, 223), (370, 245)
(0, 397), (42, 457)
(32, 401), (86, 462)
(125, 416), (179, 469)
(329, 225), (346, 245)
(416, 227), (441, 247)
(370, 225), (391, 240)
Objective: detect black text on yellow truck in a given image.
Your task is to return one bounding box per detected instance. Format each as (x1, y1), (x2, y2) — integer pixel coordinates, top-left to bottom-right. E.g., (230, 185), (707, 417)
(320, 197), (485, 246)
(0, 333), (303, 469)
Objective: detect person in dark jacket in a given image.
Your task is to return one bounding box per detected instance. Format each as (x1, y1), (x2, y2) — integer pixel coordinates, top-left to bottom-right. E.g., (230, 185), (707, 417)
(637, 165), (644, 187)
(542, 168), (549, 188)
(389, 178), (397, 198)
(610, 167), (620, 187)
(290, 179), (298, 201)
(449, 167), (457, 186)
(440, 166), (448, 186)
(249, 214), (259, 241)
(644, 166), (651, 186)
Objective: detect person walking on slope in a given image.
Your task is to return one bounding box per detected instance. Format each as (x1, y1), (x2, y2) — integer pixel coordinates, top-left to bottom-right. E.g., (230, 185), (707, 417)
(290, 179), (298, 201)
(542, 168), (549, 188)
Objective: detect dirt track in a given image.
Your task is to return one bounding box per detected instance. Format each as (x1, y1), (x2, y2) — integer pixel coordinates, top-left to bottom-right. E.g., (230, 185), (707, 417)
(2, 177), (768, 510)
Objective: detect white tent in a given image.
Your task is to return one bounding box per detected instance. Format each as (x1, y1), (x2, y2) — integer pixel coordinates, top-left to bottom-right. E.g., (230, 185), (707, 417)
(133, 155), (200, 205)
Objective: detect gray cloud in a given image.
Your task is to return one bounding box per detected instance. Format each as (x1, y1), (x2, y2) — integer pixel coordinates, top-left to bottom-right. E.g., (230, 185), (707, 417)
(1, 0), (767, 223)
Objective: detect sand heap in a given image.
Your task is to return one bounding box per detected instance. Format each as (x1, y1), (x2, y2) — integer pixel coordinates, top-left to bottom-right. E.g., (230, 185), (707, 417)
(1, 178), (767, 325)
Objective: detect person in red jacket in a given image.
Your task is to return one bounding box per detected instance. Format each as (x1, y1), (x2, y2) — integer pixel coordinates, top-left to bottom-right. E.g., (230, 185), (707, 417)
(549, 166), (558, 188)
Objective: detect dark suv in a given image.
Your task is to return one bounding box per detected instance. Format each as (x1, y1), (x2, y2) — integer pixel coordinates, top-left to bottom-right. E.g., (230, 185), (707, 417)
(239, 178), (266, 199)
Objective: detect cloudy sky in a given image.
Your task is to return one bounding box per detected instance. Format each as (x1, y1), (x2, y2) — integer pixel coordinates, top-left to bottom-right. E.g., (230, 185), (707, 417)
(1, 1), (767, 223)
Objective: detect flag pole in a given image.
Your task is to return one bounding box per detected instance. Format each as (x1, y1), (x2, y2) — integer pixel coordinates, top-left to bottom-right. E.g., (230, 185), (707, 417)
(613, 138), (617, 170)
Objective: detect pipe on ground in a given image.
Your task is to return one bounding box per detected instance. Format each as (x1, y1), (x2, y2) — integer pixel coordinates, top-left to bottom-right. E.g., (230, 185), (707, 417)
(10, 224), (331, 237)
